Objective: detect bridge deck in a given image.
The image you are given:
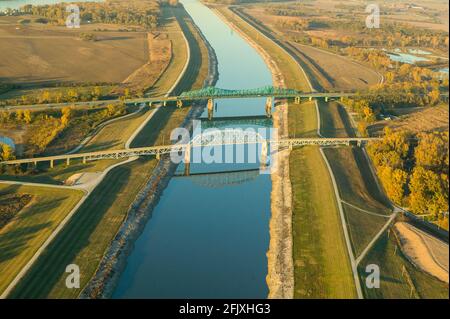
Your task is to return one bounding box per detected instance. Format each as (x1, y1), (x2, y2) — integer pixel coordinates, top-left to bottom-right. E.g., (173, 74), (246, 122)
(1, 137), (379, 166)
(2, 92), (356, 111)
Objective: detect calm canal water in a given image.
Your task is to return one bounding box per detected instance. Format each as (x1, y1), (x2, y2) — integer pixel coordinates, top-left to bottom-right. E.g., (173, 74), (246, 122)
(112, 0), (273, 298)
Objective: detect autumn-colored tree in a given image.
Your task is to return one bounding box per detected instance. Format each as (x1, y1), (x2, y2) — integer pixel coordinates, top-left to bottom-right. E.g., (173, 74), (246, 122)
(15, 110), (24, 122)
(379, 166), (408, 204)
(40, 90), (51, 103)
(414, 132), (449, 174)
(0, 143), (15, 161)
(60, 106), (73, 127)
(409, 166), (448, 217)
(428, 89), (440, 105)
(124, 88), (130, 99)
(67, 89), (79, 102)
(92, 86), (102, 100)
(23, 110), (32, 124)
(368, 127), (409, 169)
(357, 121), (368, 137)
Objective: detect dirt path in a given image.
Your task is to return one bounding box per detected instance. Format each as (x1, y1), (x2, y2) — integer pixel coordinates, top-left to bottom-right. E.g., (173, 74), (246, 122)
(395, 222), (449, 283)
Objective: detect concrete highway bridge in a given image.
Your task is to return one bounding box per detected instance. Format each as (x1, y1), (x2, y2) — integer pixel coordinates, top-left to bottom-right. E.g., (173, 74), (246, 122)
(0, 130), (380, 169)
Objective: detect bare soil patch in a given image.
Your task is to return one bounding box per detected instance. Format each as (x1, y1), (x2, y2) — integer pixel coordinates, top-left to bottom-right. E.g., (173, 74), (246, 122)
(395, 222), (449, 283)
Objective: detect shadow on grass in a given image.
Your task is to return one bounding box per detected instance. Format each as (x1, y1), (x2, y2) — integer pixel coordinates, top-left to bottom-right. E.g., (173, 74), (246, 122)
(9, 164), (132, 298)
(0, 222), (52, 263)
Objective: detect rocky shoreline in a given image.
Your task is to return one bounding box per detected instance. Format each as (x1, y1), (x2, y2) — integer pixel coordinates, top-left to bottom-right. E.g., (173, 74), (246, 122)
(211, 7), (294, 298)
(80, 15), (219, 299)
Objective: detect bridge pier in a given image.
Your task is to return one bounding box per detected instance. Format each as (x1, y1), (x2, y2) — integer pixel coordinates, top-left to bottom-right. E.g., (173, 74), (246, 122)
(184, 144), (191, 176)
(163, 101), (167, 107)
(83, 157), (86, 164)
(325, 96), (329, 102)
(156, 152), (160, 160)
(50, 160), (54, 169)
(265, 97), (272, 118)
(309, 96), (312, 101)
(176, 100), (183, 108)
(207, 99), (214, 120)
(66, 158), (70, 166)
(294, 96), (301, 105)
(260, 140), (268, 169)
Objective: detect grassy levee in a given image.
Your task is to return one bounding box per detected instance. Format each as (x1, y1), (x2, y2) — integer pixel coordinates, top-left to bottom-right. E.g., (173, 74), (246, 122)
(216, 6), (310, 92)
(8, 6), (209, 298)
(317, 100), (355, 138)
(145, 7), (191, 98)
(318, 95), (448, 298)
(0, 184), (84, 295)
(216, 4), (357, 298)
(289, 102), (356, 298)
(290, 146), (357, 298)
(131, 6), (209, 148)
(358, 232), (448, 299)
(288, 101), (317, 138)
(8, 158), (157, 298)
(323, 148), (391, 257)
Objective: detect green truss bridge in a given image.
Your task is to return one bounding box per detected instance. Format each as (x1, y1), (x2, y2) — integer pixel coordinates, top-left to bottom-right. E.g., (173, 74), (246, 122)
(179, 86), (306, 99)
(2, 86), (357, 112)
(4, 85), (448, 112)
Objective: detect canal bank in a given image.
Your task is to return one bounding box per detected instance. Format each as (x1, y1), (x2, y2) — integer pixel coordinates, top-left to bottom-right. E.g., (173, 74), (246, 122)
(80, 5), (219, 298)
(214, 5), (359, 298)
(208, 6), (294, 298)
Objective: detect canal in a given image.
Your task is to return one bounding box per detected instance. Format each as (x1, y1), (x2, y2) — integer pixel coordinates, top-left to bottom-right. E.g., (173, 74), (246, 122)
(112, 0), (274, 298)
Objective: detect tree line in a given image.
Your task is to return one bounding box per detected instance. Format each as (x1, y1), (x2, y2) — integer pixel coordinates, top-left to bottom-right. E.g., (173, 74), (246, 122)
(368, 128), (448, 228)
(0, 103), (126, 158)
(20, 0), (162, 30)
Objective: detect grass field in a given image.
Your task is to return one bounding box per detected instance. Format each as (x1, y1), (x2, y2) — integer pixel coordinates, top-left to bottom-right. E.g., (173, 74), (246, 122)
(323, 147), (391, 256)
(287, 94), (356, 298)
(358, 231), (448, 299)
(287, 101), (318, 138)
(80, 110), (151, 152)
(0, 184), (84, 295)
(6, 5), (210, 298)
(290, 146), (357, 298)
(8, 158), (157, 298)
(323, 148), (391, 215)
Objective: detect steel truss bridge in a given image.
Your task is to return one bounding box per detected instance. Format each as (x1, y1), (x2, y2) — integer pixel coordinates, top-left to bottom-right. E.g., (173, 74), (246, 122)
(2, 86), (357, 111)
(3, 85), (448, 112)
(0, 129), (380, 167)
